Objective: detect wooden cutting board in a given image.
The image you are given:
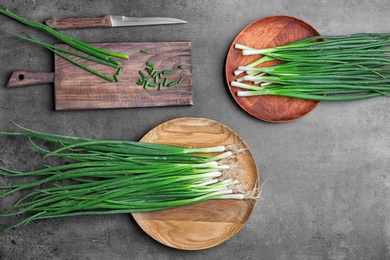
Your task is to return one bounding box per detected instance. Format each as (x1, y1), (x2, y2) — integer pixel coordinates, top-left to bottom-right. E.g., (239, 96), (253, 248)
(133, 117), (259, 250)
(7, 42), (192, 110)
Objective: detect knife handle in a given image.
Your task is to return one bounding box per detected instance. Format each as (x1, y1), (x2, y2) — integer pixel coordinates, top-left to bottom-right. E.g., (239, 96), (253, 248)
(45, 15), (112, 29)
(7, 71), (55, 88)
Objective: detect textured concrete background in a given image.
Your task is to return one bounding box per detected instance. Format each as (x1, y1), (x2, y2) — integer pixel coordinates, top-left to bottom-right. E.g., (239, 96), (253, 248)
(0, 0), (389, 259)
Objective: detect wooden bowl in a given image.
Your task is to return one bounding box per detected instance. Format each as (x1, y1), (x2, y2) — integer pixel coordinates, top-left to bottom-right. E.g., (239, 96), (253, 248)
(225, 15), (321, 122)
(132, 117), (259, 250)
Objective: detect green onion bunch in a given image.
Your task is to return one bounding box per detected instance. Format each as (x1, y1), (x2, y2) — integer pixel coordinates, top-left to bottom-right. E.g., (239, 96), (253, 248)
(0, 8), (129, 82)
(232, 33), (390, 101)
(0, 124), (249, 234)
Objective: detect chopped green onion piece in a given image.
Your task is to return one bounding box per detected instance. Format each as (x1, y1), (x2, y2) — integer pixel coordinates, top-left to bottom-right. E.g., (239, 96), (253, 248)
(116, 67), (123, 75)
(149, 83), (156, 87)
(158, 83), (163, 90)
(163, 78), (168, 86)
(136, 79), (143, 85)
(163, 70), (172, 75)
(140, 49), (149, 54)
(168, 81), (176, 87)
(154, 76), (159, 83)
(179, 65), (184, 69)
(114, 75), (119, 82)
(143, 81), (149, 89)
(177, 78), (184, 84)
(146, 61), (154, 68)
(139, 70), (147, 79)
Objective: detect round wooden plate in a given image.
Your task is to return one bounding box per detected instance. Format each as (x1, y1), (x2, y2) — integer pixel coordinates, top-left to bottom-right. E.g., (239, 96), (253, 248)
(225, 15), (321, 123)
(132, 117), (259, 250)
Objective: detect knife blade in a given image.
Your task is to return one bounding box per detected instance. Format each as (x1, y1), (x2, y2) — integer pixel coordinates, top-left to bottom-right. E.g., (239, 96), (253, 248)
(45, 15), (187, 30)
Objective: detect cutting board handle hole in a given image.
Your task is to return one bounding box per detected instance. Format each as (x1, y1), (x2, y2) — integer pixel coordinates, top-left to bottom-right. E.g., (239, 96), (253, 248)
(18, 74), (25, 81)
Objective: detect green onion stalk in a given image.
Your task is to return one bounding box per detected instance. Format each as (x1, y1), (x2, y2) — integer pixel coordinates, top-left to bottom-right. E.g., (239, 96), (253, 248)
(0, 8), (129, 81)
(0, 123), (254, 234)
(232, 33), (390, 101)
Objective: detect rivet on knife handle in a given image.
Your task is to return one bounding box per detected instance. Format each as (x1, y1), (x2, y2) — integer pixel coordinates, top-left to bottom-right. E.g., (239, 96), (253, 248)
(7, 71), (55, 88)
(45, 15), (112, 29)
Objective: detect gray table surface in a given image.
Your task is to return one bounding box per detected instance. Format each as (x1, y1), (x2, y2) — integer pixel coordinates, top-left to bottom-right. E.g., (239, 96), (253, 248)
(0, 1), (389, 259)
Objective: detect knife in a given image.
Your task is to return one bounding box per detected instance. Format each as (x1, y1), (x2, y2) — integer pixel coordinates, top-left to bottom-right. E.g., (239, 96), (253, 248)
(45, 15), (187, 30)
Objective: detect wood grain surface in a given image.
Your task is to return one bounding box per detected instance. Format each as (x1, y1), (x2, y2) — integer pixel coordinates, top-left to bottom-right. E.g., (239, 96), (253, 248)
(132, 117), (259, 250)
(225, 16), (321, 122)
(7, 71), (55, 88)
(45, 16), (112, 29)
(52, 41), (192, 110)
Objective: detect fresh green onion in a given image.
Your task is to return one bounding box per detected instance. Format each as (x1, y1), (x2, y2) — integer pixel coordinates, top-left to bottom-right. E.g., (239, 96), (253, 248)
(7, 32), (119, 68)
(236, 87), (383, 101)
(0, 8), (131, 82)
(233, 33), (390, 101)
(140, 49), (150, 54)
(0, 124), (251, 234)
(0, 8), (128, 62)
(53, 49), (114, 82)
(177, 77), (184, 84)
